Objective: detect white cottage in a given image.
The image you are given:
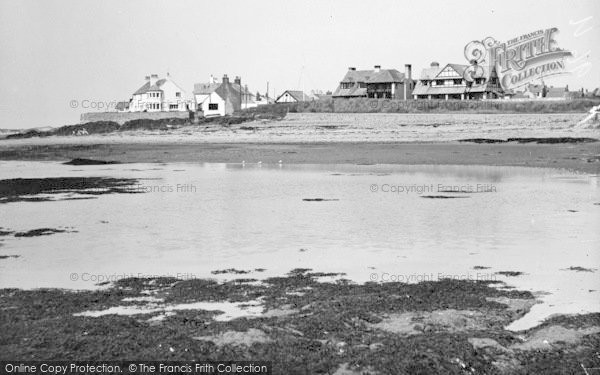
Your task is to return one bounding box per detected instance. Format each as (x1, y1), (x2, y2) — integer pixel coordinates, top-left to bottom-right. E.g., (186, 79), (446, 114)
(275, 90), (312, 103)
(193, 75), (257, 117)
(129, 74), (189, 112)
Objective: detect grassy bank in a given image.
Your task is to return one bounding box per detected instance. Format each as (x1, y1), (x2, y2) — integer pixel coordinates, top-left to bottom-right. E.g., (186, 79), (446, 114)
(4, 110), (286, 140)
(256, 98), (600, 114)
(1, 271), (598, 374)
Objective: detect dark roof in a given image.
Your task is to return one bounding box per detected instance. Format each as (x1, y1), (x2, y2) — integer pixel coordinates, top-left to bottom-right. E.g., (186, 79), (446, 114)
(332, 87), (367, 97)
(340, 68), (405, 84)
(193, 83), (220, 95)
(340, 69), (373, 83)
(133, 79), (167, 95)
(367, 69), (405, 83)
(115, 101), (130, 111)
(215, 82), (242, 111)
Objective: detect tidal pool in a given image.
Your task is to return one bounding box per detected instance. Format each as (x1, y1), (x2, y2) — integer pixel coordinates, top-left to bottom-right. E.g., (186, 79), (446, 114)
(0, 160), (598, 330)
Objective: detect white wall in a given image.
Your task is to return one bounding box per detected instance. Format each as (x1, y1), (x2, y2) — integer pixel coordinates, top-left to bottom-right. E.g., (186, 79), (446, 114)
(275, 92), (298, 103)
(195, 92), (225, 117)
(128, 77), (189, 112)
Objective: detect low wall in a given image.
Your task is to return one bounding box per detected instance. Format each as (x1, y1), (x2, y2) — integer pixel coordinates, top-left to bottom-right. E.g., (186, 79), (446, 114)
(80, 111), (191, 125)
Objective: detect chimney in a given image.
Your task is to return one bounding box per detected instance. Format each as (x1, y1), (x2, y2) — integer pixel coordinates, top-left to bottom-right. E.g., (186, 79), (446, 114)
(374, 65), (381, 73)
(348, 67), (356, 71)
(404, 64), (412, 101)
(234, 76), (241, 86)
(222, 74), (229, 84)
(145, 75), (150, 83)
(149, 74), (158, 86)
(430, 62), (440, 68)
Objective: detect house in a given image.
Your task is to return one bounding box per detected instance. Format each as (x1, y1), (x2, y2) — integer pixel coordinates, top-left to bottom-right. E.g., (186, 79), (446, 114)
(412, 62), (503, 100)
(333, 65), (415, 100)
(255, 92), (275, 106)
(275, 90), (312, 103)
(129, 73), (189, 112)
(545, 86), (570, 100)
(115, 101), (130, 112)
(193, 74), (257, 117)
(512, 84), (581, 100)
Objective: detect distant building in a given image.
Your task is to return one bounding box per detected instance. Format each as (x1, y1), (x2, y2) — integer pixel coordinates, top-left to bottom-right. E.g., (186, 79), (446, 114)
(333, 65), (415, 100)
(115, 101), (130, 112)
(129, 74), (189, 112)
(545, 86), (570, 100)
(275, 90), (312, 103)
(412, 62), (503, 100)
(512, 84), (581, 100)
(193, 75), (256, 117)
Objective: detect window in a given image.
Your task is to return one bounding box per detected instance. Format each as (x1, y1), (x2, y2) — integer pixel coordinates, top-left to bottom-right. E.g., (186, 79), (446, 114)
(453, 79), (462, 85)
(436, 80), (444, 86)
(209, 103), (218, 110)
(170, 104), (178, 110)
(176, 92), (181, 97)
(421, 80), (428, 86)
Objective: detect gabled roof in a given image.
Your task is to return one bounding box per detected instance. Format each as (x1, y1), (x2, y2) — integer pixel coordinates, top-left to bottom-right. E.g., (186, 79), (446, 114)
(367, 69), (405, 83)
(193, 83), (221, 95)
(215, 82), (242, 110)
(445, 64), (468, 77)
(340, 70), (373, 83)
(418, 64), (474, 80)
(133, 79), (167, 95)
(340, 68), (405, 84)
(277, 90), (311, 101)
(419, 66), (441, 80)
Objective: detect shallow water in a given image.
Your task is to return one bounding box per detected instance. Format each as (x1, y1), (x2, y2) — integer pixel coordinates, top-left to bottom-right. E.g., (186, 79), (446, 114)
(0, 161), (598, 330)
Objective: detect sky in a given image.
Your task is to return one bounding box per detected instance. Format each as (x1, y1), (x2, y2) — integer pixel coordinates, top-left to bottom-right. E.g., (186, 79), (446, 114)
(0, 0), (598, 129)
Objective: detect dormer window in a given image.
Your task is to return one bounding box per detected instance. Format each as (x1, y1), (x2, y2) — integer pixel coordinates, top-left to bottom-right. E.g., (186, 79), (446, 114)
(421, 80), (428, 86)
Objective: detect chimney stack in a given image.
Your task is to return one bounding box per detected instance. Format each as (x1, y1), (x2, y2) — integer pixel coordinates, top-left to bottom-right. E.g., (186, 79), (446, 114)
(222, 74), (229, 84)
(234, 76), (241, 86)
(145, 75), (150, 83)
(149, 74), (158, 86)
(404, 64), (412, 101)
(348, 67), (356, 71)
(374, 65), (381, 73)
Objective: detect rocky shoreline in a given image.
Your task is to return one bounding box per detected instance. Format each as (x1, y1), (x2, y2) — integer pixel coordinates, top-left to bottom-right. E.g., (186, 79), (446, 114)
(1, 271), (598, 374)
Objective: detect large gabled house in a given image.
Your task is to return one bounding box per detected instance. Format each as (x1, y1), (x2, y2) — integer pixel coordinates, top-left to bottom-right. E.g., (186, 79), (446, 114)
(411, 62), (503, 100)
(129, 73), (190, 112)
(333, 65), (415, 100)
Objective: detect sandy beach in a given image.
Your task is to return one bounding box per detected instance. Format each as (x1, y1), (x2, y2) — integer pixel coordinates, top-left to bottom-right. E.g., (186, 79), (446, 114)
(1, 140), (599, 174)
(1, 114), (599, 373)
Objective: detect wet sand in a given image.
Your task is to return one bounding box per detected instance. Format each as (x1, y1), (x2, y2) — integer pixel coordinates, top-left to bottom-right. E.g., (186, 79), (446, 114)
(1, 141), (599, 173)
